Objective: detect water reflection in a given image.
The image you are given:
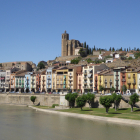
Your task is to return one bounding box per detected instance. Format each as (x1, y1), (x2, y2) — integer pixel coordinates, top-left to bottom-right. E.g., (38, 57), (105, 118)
(0, 105), (140, 140)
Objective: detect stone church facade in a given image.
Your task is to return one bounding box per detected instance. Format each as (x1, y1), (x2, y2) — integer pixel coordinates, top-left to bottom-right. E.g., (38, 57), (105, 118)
(61, 31), (84, 57)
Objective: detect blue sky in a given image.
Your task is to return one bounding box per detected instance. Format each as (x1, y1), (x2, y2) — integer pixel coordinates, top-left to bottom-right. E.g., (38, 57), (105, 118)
(0, 0), (140, 65)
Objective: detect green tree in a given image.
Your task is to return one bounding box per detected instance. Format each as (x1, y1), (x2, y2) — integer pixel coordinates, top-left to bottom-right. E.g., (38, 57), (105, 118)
(99, 85), (104, 94)
(84, 42), (86, 48)
(135, 52), (140, 59)
(0, 63), (2, 67)
(30, 96), (36, 105)
(127, 48), (128, 52)
(110, 86), (115, 93)
(65, 93), (78, 108)
(121, 85), (127, 94)
(87, 45), (89, 54)
(93, 45), (96, 50)
(86, 93), (95, 108)
(78, 48), (86, 57)
(37, 62), (45, 69)
(86, 58), (93, 64)
(109, 47), (111, 51)
(71, 57), (81, 64)
(76, 95), (87, 110)
(99, 96), (113, 113)
(128, 57), (133, 60)
(112, 93), (122, 111)
(129, 93), (139, 112)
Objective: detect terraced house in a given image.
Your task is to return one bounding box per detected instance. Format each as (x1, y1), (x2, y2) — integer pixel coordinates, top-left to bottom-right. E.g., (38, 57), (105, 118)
(125, 68), (138, 93)
(41, 70), (46, 92)
(55, 67), (68, 92)
(82, 64), (108, 93)
(10, 72), (16, 92)
(0, 70), (6, 91)
(15, 70), (27, 92)
(98, 69), (114, 94)
(68, 66), (81, 92)
(46, 66), (58, 92)
(31, 73), (36, 92)
(25, 72), (32, 92)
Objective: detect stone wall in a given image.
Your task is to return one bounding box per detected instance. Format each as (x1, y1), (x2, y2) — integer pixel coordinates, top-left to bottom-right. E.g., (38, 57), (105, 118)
(0, 94), (60, 106)
(0, 94), (140, 109)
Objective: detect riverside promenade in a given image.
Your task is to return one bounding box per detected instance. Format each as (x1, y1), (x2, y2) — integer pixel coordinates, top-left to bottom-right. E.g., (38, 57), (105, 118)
(29, 106), (140, 127)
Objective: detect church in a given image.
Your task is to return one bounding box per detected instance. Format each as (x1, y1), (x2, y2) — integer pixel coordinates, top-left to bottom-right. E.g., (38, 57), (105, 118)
(61, 31), (86, 57)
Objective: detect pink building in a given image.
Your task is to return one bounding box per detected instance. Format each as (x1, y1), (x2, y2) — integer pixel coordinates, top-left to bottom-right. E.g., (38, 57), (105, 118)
(76, 66), (83, 93)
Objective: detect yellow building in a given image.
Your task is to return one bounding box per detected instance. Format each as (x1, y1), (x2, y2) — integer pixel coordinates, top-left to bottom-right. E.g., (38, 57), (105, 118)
(98, 69), (114, 94)
(55, 67), (68, 92)
(126, 68), (138, 93)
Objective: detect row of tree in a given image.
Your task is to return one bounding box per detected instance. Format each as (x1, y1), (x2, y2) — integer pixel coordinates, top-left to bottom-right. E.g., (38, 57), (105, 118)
(83, 41), (140, 53)
(65, 92), (139, 113)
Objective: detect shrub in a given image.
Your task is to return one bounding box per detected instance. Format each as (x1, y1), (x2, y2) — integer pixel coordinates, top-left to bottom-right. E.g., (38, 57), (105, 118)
(52, 104), (59, 108)
(30, 96), (36, 104)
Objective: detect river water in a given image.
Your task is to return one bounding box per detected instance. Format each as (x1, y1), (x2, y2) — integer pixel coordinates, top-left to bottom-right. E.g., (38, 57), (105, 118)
(0, 105), (140, 140)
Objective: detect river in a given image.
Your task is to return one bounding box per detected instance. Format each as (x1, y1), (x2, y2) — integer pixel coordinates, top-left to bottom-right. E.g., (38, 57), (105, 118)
(0, 105), (140, 140)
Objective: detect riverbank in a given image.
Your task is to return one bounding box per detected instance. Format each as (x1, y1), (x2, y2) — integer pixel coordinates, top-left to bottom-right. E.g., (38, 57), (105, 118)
(29, 106), (140, 127)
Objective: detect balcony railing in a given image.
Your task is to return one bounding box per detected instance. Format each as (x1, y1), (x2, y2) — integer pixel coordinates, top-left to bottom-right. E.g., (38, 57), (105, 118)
(122, 79), (126, 82)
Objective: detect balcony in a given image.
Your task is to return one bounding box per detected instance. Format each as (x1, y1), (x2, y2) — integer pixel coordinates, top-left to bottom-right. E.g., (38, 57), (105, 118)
(42, 79), (45, 82)
(84, 77), (87, 79)
(84, 82), (87, 85)
(115, 74), (119, 76)
(132, 81), (136, 84)
(133, 76), (135, 79)
(115, 79), (119, 81)
(104, 81), (107, 84)
(95, 78), (98, 82)
(127, 81), (131, 84)
(115, 84), (119, 87)
(95, 83), (98, 86)
(69, 83), (72, 86)
(122, 79), (126, 82)
(47, 78), (51, 80)
(84, 72), (87, 75)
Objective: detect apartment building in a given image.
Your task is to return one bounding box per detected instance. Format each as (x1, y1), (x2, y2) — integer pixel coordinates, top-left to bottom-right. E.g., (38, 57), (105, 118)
(52, 67), (58, 92)
(41, 70), (46, 92)
(126, 68), (138, 93)
(76, 66), (83, 93)
(0, 70), (6, 91)
(46, 67), (58, 92)
(31, 73), (36, 92)
(55, 67), (68, 92)
(113, 67), (126, 92)
(15, 71), (27, 92)
(98, 69), (114, 94)
(36, 72), (41, 91)
(68, 66), (81, 92)
(82, 64), (108, 93)
(25, 72), (32, 92)
(10, 73), (16, 91)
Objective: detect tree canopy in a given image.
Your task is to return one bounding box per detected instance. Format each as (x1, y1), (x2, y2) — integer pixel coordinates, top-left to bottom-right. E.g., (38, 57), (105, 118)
(65, 93), (78, 108)
(76, 95), (87, 110)
(37, 62), (45, 69)
(86, 93), (95, 108)
(112, 93), (122, 111)
(30, 96), (36, 104)
(99, 96), (113, 113)
(129, 93), (139, 112)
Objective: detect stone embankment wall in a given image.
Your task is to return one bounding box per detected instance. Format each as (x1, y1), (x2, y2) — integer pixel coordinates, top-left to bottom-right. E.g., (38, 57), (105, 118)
(0, 94), (140, 108)
(0, 94), (60, 106)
